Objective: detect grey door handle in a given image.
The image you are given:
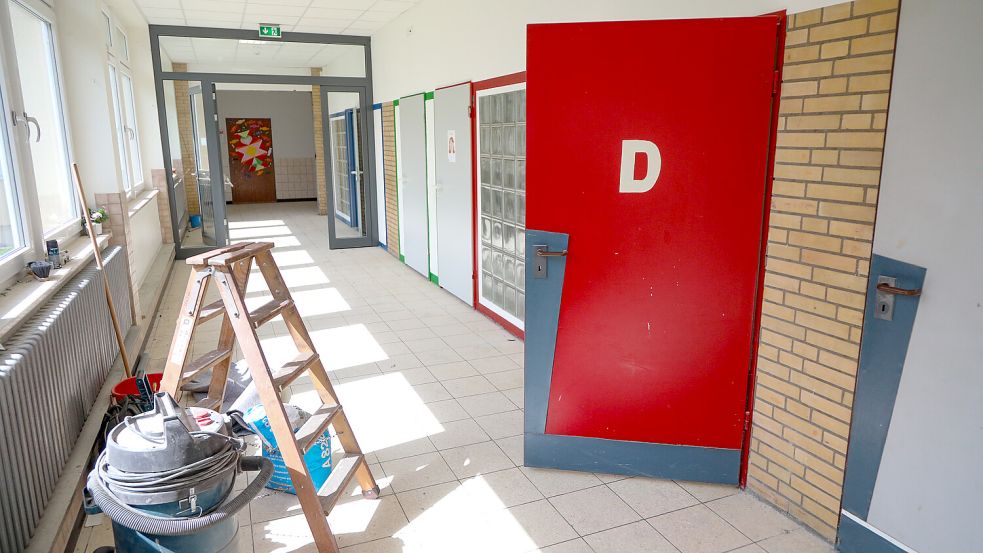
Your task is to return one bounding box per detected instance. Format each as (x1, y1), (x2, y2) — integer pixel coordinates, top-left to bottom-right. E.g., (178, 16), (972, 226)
(24, 113), (41, 143)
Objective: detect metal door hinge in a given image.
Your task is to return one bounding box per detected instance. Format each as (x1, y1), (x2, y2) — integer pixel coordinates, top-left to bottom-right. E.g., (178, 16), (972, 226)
(468, 105), (473, 118)
(743, 410), (752, 432)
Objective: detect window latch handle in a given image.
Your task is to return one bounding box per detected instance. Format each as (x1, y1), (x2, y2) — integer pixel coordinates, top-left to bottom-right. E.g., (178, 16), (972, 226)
(24, 112), (41, 143)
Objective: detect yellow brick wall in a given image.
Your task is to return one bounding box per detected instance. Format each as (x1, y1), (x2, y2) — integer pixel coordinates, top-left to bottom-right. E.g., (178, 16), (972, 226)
(171, 64), (200, 216)
(747, 0), (899, 540)
(382, 102), (400, 258)
(311, 68), (328, 216)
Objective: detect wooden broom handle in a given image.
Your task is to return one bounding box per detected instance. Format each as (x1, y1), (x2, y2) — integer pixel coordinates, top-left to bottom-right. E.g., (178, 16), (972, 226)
(72, 163), (132, 379)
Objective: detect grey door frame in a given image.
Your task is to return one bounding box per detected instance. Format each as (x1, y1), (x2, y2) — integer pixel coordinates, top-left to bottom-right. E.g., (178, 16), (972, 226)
(149, 25), (377, 258)
(321, 85), (377, 249)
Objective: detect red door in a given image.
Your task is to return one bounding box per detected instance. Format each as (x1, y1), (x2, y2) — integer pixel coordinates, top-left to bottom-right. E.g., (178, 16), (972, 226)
(524, 16), (783, 483)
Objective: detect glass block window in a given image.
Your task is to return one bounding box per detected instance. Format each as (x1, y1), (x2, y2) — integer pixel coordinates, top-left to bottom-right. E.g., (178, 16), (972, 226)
(330, 115), (352, 222)
(477, 87), (526, 326)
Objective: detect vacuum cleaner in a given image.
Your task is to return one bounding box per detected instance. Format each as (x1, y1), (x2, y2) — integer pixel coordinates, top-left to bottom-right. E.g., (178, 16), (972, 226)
(85, 392), (273, 553)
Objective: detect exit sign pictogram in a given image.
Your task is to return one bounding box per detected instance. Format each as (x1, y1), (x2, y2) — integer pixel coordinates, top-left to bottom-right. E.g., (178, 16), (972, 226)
(259, 24), (281, 38)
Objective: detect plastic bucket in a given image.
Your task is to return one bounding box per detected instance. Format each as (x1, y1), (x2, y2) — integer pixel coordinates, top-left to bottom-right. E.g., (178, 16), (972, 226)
(189, 214), (202, 229)
(112, 373), (163, 402)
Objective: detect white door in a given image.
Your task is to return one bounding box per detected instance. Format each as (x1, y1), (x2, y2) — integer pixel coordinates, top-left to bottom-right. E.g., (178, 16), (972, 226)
(397, 93), (429, 277)
(434, 83), (474, 305)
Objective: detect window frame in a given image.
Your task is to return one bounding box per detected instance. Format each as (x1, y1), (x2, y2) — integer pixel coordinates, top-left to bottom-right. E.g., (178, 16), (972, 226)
(104, 7), (144, 197)
(0, 0), (81, 286)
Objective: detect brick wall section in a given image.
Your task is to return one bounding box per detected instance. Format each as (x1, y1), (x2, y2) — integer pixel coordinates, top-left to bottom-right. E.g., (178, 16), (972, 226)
(311, 68), (328, 215)
(171, 64), (199, 216)
(151, 169), (174, 244)
(382, 102), (399, 258)
(747, 0), (899, 540)
(95, 191), (140, 321)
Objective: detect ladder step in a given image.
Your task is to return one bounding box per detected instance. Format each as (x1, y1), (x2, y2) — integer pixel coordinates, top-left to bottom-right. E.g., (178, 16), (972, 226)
(272, 351), (319, 389)
(318, 454), (364, 514)
(181, 347), (234, 382)
(193, 396), (222, 411)
(249, 298), (294, 328)
(296, 403), (341, 453)
(197, 300), (226, 325)
(208, 242), (274, 266)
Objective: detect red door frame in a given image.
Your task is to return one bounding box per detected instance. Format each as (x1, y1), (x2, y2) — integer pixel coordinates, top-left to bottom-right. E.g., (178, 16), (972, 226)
(739, 10), (787, 487)
(471, 72), (527, 339)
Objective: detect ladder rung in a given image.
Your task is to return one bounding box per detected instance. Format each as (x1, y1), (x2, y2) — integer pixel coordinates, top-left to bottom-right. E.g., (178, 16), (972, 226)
(197, 300), (226, 325)
(296, 403), (341, 453)
(272, 352), (319, 389)
(249, 298), (294, 328)
(181, 347), (234, 382)
(185, 243), (248, 266)
(193, 396), (222, 411)
(318, 454), (364, 514)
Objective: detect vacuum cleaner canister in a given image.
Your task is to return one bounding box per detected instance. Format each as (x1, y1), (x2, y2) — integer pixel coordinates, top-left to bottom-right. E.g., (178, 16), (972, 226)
(86, 392), (272, 553)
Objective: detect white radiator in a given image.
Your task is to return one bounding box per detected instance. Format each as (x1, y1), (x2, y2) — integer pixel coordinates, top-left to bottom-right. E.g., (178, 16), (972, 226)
(0, 246), (132, 552)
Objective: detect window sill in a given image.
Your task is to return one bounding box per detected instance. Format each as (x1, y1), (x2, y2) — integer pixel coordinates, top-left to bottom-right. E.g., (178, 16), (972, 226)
(128, 187), (159, 218)
(0, 232), (113, 347)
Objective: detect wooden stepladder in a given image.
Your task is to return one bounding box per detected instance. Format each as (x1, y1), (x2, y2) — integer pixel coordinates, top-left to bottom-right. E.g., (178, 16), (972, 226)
(159, 241), (379, 553)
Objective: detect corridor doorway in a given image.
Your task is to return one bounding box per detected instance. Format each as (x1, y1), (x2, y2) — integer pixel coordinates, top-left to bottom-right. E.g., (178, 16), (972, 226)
(151, 25), (378, 258)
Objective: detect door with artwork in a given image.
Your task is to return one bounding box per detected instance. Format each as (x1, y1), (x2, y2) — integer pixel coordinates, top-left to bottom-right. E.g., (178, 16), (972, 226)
(225, 118), (276, 203)
(524, 17), (783, 484)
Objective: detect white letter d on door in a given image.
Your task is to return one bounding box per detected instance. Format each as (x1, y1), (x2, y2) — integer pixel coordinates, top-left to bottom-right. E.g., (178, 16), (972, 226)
(619, 140), (661, 193)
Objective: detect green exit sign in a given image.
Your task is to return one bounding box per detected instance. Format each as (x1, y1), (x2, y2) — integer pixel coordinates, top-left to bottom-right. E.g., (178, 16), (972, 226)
(258, 24), (281, 38)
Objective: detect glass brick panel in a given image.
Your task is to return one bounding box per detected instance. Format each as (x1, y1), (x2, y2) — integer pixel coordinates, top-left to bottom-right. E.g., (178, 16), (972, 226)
(504, 92), (516, 122)
(517, 123), (526, 156)
(492, 189), (503, 218)
(504, 160), (515, 190)
(481, 156), (491, 184)
(492, 251), (503, 277)
(492, 126), (503, 155)
(481, 216), (492, 245)
(504, 256), (515, 285)
(480, 96), (491, 124)
(518, 292), (525, 319)
(516, 194), (526, 227)
(504, 125), (515, 156)
(492, 220), (503, 248)
(504, 286), (517, 316)
(504, 190), (515, 223)
(480, 187), (491, 215)
(494, 278), (504, 305)
(503, 225), (515, 255)
(482, 245), (492, 270)
(517, 160), (525, 191)
(494, 94), (504, 123)
(480, 127), (491, 155)
(516, 228), (525, 258)
(517, 90), (526, 122)
(492, 158), (502, 187)
(482, 271), (493, 300)
(517, 262), (525, 291)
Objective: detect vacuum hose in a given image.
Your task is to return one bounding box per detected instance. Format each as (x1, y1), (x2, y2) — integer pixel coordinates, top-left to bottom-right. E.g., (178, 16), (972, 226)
(86, 454), (273, 536)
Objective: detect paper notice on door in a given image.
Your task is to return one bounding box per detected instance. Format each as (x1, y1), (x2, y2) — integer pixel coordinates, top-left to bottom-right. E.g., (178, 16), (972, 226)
(447, 130), (457, 163)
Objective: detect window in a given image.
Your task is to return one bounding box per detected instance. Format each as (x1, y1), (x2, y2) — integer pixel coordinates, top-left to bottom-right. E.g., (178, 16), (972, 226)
(0, 89), (26, 259)
(9, 0), (77, 234)
(105, 10), (142, 193)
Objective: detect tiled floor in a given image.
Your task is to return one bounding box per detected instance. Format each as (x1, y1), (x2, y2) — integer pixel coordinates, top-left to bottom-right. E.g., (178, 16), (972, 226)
(76, 202), (833, 553)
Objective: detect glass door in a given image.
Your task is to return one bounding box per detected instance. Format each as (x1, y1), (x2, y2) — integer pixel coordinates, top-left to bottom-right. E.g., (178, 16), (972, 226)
(189, 85), (217, 246)
(322, 87), (376, 248)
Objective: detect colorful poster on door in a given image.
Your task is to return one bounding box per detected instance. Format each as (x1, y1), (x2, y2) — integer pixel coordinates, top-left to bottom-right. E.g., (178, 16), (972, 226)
(227, 118), (273, 176)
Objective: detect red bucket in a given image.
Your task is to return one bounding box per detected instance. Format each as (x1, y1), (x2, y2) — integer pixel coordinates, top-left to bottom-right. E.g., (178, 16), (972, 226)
(111, 373), (163, 402)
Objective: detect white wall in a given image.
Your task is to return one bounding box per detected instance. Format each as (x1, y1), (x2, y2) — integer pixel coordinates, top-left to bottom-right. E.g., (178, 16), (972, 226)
(129, 194), (163, 286)
(369, 0), (840, 101)
(865, 1), (983, 552)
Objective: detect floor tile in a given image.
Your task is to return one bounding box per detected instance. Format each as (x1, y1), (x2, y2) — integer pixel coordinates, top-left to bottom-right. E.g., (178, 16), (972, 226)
(425, 398), (471, 423)
(583, 520), (678, 553)
(520, 467), (605, 497)
(706, 492), (801, 542)
(485, 368), (524, 390)
(440, 440), (515, 478)
(548, 485), (641, 535)
(428, 418), (492, 450)
(462, 467), (544, 508)
(540, 538), (595, 553)
(674, 480), (739, 503)
(758, 529), (834, 553)
(649, 504), (750, 553)
(380, 451), (457, 492)
(457, 390), (519, 417)
(427, 360), (478, 381)
(468, 355), (521, 375)
(442, 375), (497, 398)
(496, 435), (525, 466)
(395, 481), (460, 521)
(409, 382), (452, 403)
(504, 499), (579, 550)
(607, 477), (700, 518)
(415, 348), (465, 365)
(475, 409), (524, 439)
